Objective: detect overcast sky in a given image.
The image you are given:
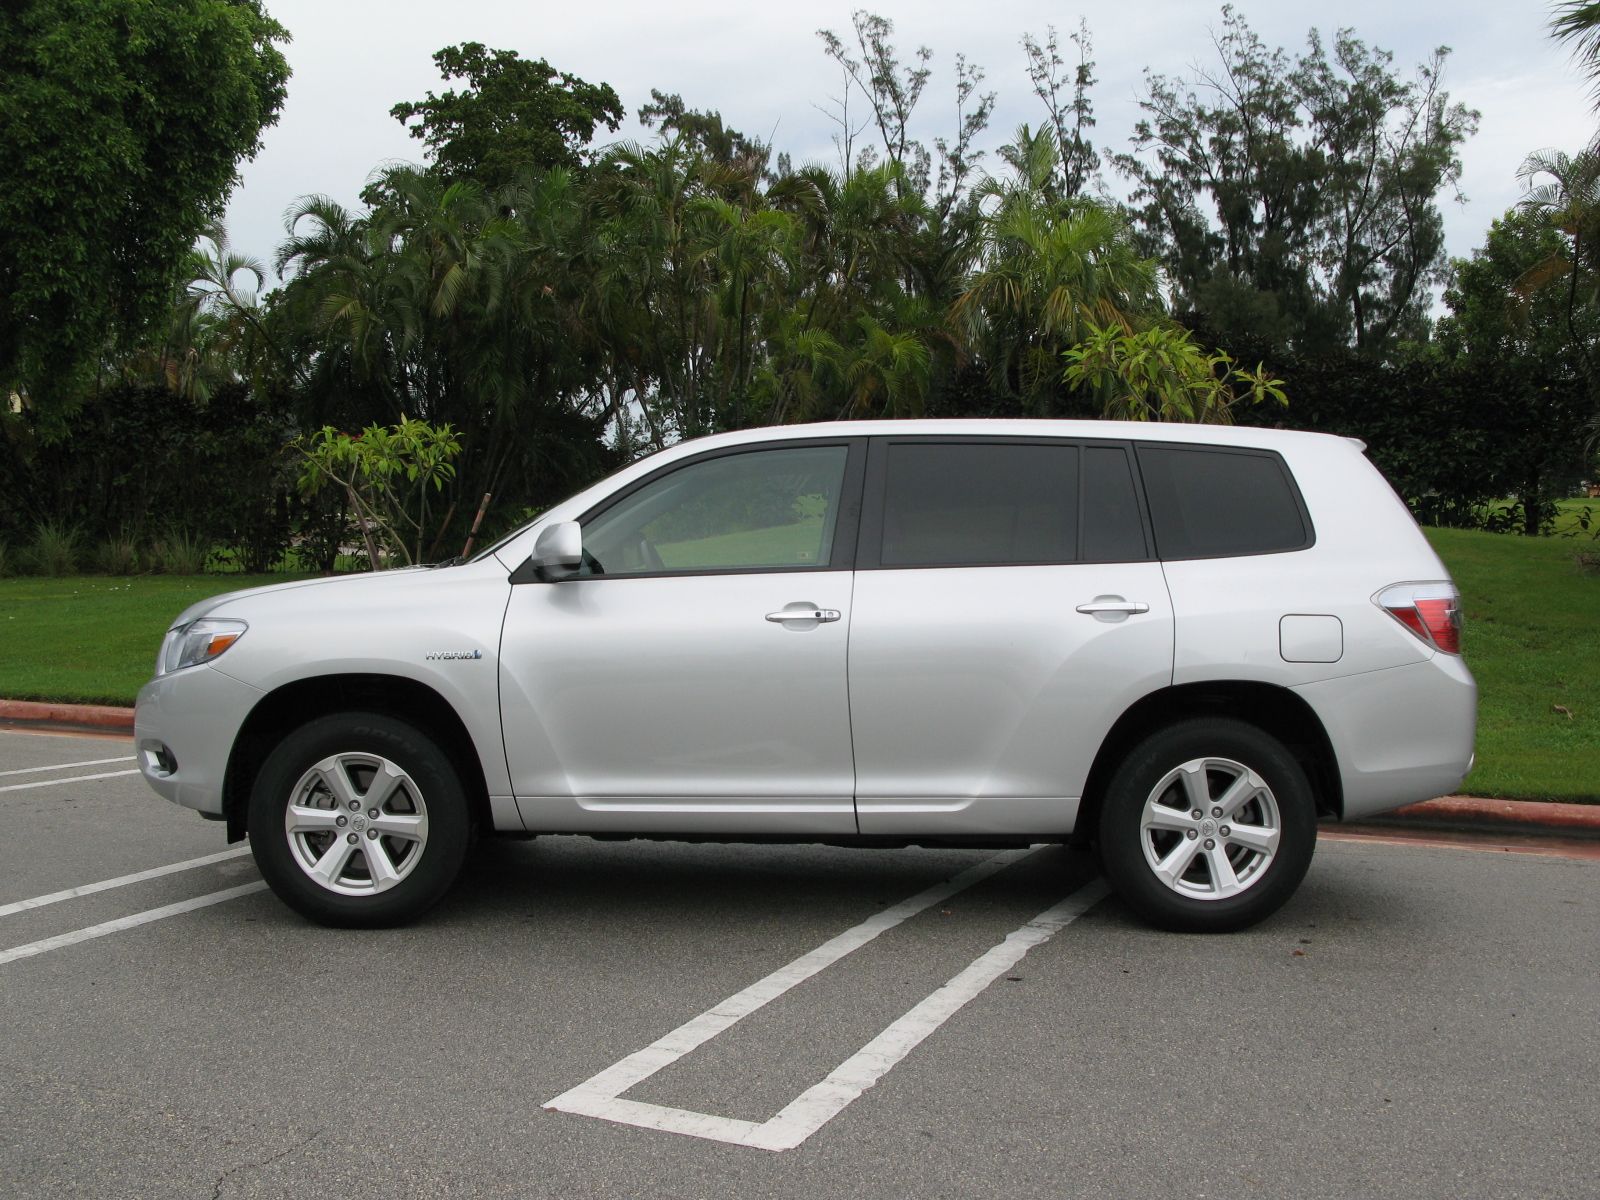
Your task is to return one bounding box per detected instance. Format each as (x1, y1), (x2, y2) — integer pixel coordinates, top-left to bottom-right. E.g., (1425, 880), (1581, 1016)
(224, 0), (1596, 287)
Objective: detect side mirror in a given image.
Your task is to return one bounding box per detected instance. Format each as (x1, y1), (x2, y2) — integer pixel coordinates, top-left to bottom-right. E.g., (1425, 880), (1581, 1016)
(528, 520), (583, 579)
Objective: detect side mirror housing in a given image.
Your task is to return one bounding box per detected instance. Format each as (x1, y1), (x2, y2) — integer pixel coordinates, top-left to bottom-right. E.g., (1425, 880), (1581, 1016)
(526, 520), (583, 580)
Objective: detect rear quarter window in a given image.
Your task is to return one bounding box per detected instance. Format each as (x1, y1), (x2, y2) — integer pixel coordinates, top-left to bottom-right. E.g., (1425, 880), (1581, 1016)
(1136, 444), (1311, 559)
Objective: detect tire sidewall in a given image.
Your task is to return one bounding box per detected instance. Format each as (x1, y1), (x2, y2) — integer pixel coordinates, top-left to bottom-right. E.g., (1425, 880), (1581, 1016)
(248, 712), (471, 927)
(1098, 717), (1317, 933)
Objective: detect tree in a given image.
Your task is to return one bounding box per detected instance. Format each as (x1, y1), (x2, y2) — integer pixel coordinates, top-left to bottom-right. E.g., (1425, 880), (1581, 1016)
(1115, 5), (1477, 360)
(818, 11), (934, 191)
(955, 142), (1161, 410)
(1020, 21), (1100, 198)
(390, 43), (623, 191)
(1551, 2), (1600, 107)
(294, 416), (461, 567)
(638, 90), (771, 177)
(1516, 148), (1600, 386)
(0, 0), (290, 431)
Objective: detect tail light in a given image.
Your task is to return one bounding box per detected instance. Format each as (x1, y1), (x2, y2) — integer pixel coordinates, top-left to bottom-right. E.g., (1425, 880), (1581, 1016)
(1375, 583), (1462, 655)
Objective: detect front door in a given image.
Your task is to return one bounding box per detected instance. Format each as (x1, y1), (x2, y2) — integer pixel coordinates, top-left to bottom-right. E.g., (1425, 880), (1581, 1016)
(499, 440), (864, 835)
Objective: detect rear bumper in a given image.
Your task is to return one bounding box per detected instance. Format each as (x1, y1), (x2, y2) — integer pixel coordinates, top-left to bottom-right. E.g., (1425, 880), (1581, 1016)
(1294, 654), (1477, 820)
(134, 666), (263, 815)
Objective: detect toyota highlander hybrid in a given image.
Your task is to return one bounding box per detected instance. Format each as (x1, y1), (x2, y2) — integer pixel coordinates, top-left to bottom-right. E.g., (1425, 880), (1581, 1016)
(135, 420), (1477, 932)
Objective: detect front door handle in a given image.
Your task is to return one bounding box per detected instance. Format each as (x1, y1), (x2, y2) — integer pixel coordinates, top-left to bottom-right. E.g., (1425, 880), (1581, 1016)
(765, 607), (842, 624)
(1075, 597), (1150, 617)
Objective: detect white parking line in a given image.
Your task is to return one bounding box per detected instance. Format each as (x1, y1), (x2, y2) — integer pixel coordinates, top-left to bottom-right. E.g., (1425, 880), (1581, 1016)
(0, 755), (134, 778)
(0, 847), (254, 919)
(546, 851), (1107, 1151)
(0, 883), (267, 966)
(0, 768), (142, 793)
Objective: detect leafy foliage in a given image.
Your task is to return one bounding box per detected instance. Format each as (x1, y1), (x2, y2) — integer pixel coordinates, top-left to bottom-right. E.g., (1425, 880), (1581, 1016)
(1116, 5), (1477, 360)
(0, 381), (295, 566)
(1063, 323), (1286, 423)
(390, 43), (623, 190)
(294, 417), (462, 567)
(0, 0), (289, 430)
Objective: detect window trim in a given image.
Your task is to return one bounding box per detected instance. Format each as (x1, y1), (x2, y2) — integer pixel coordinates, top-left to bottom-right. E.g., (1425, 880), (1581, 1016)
(1133, 441), (1316, 561)
(855, 435), (1157, 571)
(514, 437), (869, 584)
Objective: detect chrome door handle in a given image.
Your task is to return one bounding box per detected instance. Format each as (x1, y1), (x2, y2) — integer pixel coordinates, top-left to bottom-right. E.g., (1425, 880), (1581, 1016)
(765, 608), (842, 623)
(1075, 598), (1150, 616)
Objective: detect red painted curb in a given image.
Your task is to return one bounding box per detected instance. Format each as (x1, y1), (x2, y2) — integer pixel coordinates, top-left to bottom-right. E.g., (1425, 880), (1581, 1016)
(1376, 795), (1600, 834)
(0, 699), (135, 732)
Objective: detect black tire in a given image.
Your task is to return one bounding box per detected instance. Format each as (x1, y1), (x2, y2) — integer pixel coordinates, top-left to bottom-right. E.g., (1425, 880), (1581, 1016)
(1096, 717), (1317, 933)
(248, 712), (472, 927)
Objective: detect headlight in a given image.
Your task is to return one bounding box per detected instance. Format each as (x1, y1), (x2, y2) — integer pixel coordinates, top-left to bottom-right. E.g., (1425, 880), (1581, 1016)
(158, 619), (248, 675)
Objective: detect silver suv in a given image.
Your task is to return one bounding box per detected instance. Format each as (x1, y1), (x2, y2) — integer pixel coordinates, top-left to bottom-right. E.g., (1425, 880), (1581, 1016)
(135, 420), (1476, 932)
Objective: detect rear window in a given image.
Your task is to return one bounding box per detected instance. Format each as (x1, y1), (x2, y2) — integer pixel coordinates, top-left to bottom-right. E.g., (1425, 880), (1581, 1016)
(1136, 445), (1310, 559)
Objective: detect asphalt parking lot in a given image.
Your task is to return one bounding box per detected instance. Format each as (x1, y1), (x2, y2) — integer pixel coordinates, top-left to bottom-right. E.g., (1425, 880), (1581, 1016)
(2, 728), (1597, 1200)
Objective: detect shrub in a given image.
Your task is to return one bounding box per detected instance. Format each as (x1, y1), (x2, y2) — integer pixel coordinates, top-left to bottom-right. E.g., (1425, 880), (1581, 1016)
(150, 528), (208, 575)
(94, 531), (141, 575)
(26, 520), (82, 576)
(0, 542), (10, 577)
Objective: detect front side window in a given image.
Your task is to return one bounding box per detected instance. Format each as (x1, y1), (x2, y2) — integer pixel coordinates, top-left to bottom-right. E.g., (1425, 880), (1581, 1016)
(877, 442), (1080, 567)
(581, 444), (851, 575)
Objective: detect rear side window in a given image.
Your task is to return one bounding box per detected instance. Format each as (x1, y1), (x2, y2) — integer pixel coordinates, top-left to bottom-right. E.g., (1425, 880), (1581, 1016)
(1136, 445), (1310, 559)
(878, 443), (1078, 566)
(1082, 445), (1148, 561)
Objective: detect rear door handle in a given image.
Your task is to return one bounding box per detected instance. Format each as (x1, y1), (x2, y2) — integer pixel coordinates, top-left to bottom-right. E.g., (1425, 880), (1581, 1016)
(1075, 597), (1150, 616)
(766, 607), (842, 623)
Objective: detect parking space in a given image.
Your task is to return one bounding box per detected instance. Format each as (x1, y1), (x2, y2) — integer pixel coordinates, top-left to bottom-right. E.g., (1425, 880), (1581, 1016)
(2, 729), (1597, 1199)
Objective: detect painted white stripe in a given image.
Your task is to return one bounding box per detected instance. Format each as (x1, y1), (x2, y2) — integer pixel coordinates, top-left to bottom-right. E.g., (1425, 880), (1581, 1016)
(0, 755), (134, 778)
(547, 848), (1035, 1113)
(0, 882), (267, 966)
(0, 847), (253, 919)
(0, 768), (141, 793)
(751, 879), (1110, 1151)
(547, 853), (1106, 1152)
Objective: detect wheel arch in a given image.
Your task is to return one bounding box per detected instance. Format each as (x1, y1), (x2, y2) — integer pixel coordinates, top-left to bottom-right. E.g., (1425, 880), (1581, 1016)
(222, 673), (492, 842)
(1078, 681), (1342, 843)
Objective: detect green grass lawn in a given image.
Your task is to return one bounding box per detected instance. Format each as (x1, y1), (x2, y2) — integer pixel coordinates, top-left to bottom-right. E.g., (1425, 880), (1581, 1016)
(1551, 497), (1598, 537)
(1426, 527), (1598, 803)
(0, 574), (308, 706)
(0, 530), (1594, 801)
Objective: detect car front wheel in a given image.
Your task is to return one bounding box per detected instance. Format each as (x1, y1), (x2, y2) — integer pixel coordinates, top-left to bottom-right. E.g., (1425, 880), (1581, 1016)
(1097, 717), (1317, 933)
(248, 712), (472, 927)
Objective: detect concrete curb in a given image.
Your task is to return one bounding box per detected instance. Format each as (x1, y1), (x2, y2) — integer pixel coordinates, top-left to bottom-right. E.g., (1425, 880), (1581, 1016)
(1359, 795), (1600, 839)
(0, 699), (136, 733)
(1, 699), (1596, 837)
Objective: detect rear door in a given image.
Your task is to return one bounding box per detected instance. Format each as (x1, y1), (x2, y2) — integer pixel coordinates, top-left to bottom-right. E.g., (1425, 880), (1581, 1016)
(846, 436), (1173, 835)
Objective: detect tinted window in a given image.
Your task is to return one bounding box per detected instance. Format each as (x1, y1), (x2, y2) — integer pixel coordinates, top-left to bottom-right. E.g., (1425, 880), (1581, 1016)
(1136, 445), (1308, 559)
(1082, 445), (1148, 561)
(582, 445), (850, 574)
(879, 443), (1078, 567)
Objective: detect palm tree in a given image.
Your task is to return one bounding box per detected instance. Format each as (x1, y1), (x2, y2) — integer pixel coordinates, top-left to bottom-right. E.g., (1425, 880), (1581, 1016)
(954, 134), (1161, 410)
(1518, 147), (1600, 390)
(1552, 3), (1600, 106)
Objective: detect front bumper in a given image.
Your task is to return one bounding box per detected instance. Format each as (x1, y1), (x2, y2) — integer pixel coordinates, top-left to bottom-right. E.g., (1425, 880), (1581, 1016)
(134, 666), (264, 815)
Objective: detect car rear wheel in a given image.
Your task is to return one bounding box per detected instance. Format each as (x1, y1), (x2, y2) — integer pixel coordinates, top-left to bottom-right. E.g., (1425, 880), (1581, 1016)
(1097, 717), (1316, 932)
(248, 712), (471, 927)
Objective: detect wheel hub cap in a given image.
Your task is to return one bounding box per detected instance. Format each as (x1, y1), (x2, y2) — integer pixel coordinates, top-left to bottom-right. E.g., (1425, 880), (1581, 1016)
(1138, 756), (1281, 902)
(283, 751), (430, 897)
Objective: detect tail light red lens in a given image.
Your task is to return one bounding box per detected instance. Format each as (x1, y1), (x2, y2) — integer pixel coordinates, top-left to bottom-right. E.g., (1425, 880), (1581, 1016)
(1375, 583), (1462, 655)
